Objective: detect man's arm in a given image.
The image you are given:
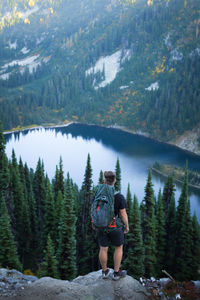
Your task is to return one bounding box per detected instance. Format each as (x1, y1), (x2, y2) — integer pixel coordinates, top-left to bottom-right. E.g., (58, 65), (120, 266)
(119, 208), (129, 234)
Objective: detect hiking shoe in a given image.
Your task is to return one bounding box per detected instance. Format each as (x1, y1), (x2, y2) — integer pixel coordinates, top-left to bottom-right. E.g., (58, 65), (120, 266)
(112, 269), (127, 281)
(102, 268), (111, 279)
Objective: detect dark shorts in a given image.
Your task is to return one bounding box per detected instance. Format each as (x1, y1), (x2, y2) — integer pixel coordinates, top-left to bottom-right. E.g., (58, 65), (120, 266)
(98, 227), (125, 247)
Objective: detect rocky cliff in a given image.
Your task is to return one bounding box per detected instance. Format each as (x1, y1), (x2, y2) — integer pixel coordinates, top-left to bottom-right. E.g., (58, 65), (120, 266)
(168, 123), (200, 156)
(0, 268), (149, 300)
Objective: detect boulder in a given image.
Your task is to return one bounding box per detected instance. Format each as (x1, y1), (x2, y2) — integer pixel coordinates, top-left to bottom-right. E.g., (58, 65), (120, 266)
(2, 269), (149, 300)
(0, 268), (38, 298)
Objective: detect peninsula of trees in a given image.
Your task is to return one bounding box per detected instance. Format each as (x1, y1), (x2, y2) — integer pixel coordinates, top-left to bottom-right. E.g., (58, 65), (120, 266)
(152, 161), (200, 189)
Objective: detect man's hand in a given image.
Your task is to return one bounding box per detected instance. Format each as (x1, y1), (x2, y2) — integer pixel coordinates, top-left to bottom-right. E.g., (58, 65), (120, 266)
(120, 208), (129, 234)
(124, 225), (129, 234)
(92, 223), (97, 231)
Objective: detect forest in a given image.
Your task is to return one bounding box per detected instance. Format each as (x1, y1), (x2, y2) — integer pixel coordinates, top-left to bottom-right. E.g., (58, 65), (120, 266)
(0, 0), (199, 143)
(152, 161), (200, 188)
(0, 122), (200, 282)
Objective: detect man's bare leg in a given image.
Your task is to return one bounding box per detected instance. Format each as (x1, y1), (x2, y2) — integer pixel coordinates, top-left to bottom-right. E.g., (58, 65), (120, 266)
(113, 245), (123, 272)
(99, 246), (108, 271)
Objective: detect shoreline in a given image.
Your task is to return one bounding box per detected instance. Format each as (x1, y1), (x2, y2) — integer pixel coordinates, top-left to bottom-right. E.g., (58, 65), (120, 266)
(3, 121), (200, 158)
(3, 122), (76, 135)
(151, 167), (200, 190)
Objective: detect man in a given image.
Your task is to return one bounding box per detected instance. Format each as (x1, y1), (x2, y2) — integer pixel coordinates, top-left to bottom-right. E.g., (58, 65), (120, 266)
(97, 171), (129, 280)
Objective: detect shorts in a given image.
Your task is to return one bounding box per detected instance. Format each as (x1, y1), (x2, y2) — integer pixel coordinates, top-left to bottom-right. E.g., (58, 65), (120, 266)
(98, 227), (125, 247)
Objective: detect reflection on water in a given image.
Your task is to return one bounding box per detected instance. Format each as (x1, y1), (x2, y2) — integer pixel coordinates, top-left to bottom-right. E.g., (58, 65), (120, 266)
(5, 123), (200, 222)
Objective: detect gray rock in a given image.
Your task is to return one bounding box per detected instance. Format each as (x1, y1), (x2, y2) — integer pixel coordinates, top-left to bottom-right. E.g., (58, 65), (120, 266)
(0, 268), (9, 277)
(22, 275), (38, 282)
(3, 270), (149, 300)
(192, 280), (200, 287)
(0, 268), (38, 298)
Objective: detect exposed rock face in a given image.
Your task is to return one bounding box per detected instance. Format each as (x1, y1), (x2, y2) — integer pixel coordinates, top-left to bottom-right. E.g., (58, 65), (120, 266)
(0, 268), (38, 298)
(169, 125), (200, 156)
(0, 269), (149, 300)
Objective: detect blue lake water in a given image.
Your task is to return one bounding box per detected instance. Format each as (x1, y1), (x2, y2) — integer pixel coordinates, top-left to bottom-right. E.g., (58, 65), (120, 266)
(4, 123), (200, 222)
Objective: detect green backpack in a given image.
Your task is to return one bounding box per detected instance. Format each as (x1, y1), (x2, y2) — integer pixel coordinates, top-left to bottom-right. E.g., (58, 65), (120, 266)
(91, 184), (115, 229)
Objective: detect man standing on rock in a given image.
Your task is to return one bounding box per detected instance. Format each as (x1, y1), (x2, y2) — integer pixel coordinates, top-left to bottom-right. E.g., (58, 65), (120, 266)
(92, 171), (129, 280)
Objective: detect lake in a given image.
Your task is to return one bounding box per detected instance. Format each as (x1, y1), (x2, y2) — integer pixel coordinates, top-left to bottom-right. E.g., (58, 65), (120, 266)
(4, 123), (200, 222)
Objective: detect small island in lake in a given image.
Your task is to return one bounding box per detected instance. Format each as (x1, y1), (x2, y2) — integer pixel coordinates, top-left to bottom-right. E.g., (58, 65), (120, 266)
(152, 161), (200, 190)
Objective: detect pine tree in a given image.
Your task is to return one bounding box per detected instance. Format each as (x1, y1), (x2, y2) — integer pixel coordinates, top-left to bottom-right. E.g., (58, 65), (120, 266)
(10, 150), (31, 266)
(155, 189), (166, 278)
(57, 173), (77, 280)
(162, 176), (176, 215)
(54, 190), (63, 247)
(124, 195), (144, 279)
(175, 167), (193, 280)
(0, 122), (9, 195)
(53, 157), (65, 198)
(0, 121), (5, 165)
(78, 154), (98, 274)
(24, 163), (38, 271)
(19, 157), (28, 201)
(80, 154), (93, 239)
(142, 170), (156, 277)
(184, 199), (194, 279)
(126, 183), (132, 217)
(9, 150), (23, 233)
(33, 158), (46, 254)
(98, 170), (104, 184)
(164, 192), (176, 275)
(115, 157), (121, 192)
(43, 177), (55, 245)
(0, 195), (22, 271)
(18, 158), (32, 269)
(38, 234), (59, 279)
(191, 213), (200, 280)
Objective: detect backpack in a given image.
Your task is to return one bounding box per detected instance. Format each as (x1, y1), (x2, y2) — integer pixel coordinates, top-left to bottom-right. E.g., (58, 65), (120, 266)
(91, 184), (115, 229)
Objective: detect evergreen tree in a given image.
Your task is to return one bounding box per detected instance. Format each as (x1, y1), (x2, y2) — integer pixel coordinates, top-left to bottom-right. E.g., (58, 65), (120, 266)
(184, 199), (194, 279)
(126, 183), (132, 217)
(0, 122), (5, 166)
(115, 157), (121, 192)
(164, 192), (176, 275)
(71, 181), (79, 215)
(78, 154), (98, 274)
(17, 157), (32, 268)
(0, 153), (9, 196)
(191, 213), (200, 280)
(9, 150), (31, 266)
(142, 170), (156, 277)
(38, 234), (59, 279)
(24, 163), (38, 271)
(43, 177), (55, 244)
(20, 193), (31, 269)
(0, 123), (9, 195)
(18, 157), (27, 201)
(54, 190), (63, 247)
(162, 176), (176, 215)
(175, 167), (193, 280)
(124, 195), (144, 279)
(53, 157), (65, 198)
(155, 189), (166, 278)
(9, 150), (23, 232)
(98, 170), (104, 184)
(80, 153), (93, 239)
(0, 195), (22, 271)
(57, 173), (77, 280)
(33, 158), (46, 254)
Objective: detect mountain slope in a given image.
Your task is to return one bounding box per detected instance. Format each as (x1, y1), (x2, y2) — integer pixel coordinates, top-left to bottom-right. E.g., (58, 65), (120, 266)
(0, 0), (199, 146)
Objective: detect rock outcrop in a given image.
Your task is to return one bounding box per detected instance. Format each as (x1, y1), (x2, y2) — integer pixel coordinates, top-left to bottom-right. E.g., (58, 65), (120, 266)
(0, 269), (149, 300)
(169, 124), (200, 156)
(0, 268), (38, 298)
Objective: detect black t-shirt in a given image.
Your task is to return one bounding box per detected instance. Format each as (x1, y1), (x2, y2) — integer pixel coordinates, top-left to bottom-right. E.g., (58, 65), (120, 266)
(114, 192), (127, 217)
